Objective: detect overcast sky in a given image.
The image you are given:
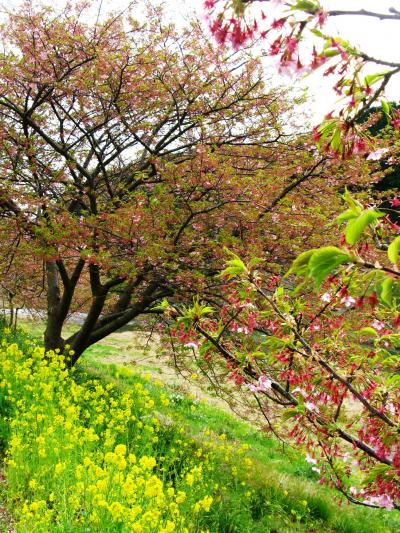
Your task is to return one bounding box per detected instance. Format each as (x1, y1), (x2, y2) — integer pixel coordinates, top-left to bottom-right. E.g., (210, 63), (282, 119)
(309, 0), (399, 120)
(4, 0), (399, 122)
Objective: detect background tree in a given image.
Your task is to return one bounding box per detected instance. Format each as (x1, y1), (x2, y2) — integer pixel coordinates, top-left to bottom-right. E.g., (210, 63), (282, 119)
(0, 0), (342, 364)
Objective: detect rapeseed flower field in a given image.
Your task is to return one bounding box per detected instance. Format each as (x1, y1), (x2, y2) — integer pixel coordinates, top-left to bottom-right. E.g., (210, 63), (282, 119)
(0, 328), (254, 532)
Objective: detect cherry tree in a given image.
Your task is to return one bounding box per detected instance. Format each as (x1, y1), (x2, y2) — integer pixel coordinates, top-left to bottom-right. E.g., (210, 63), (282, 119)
(175, 188), (400, 510)
(190, 0), (400, 510)
(0, 0), (339, 363)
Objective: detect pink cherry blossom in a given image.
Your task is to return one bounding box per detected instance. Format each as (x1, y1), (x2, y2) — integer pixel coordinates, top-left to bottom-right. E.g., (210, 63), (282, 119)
(371, 319), (384, 332)
(306, 454), (318, 465)
(364, 494), (394, 510)
(305, 401), (317, 412)
(247, 375), (272, 393)
(340, 295), (356, 308)
(184, 342), (198, 349)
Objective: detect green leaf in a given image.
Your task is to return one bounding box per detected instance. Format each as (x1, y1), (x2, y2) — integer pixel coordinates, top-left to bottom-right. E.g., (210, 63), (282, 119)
(262, 336), (289, 351)
(323, 49), (340, 58)
(363, 463), (391, 484)
(357, 327), (378, 337)
(333, 37), (351, 49)
(388, 235), (400, 264)
(221, 256), (248, 279)
(364, 73), (386, 86)
(274, 286), (285, 299)
(334, 209), (359, 224)
(150, 299), (170, 313)
(282, 408), (300, 421)
(292, 0), (319, 14)
(318, 119), (337, 137)
(180, 297), (215, 323)
(308, 246), (351, 287)
(286, 249), (315, 277)
(381, 99), (391, 120)
(387, 374), (400, 386)
(345, 209), (384, 245)
(310, 28), (324, 38)
(251, 351), (266, 360)
(380, 276), (393, 306)
(341, 188), (363, 214)
(330, 127), (342, 152)
(248, 256), (263, 268)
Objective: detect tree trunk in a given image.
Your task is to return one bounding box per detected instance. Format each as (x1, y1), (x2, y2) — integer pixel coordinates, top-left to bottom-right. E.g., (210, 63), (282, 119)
(44, 261), (65, 353)
(65, 281), (167, 367)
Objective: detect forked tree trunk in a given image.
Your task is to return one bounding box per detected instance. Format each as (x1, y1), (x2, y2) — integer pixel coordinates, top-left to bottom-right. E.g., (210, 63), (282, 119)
(43, 260), (167, 367)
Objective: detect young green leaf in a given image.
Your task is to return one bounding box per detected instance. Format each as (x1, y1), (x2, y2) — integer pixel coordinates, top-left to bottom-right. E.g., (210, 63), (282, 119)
(310, 28), (324, 38)
(357, 327), (379, 337)
(364, 73), (386, 86)
(292, 0), (319, 14)
(318, 119), (337, 137)
(341, 188), (363, 214)
(381, 99), (392, 120)
(380, 276), (394, 306)
(262, 336), (290, 351)
(387, 235), (400, 264)
(330, 127), (342, 152)
(308, 246), (351, 287)
(345, 209), (384, 246)
(221, 258), (248, 279)
(282, 408), (300, 421)
(248, 256), (263, 268)
(334, 209), (359, 224)
(287, 249), (316, 277)
(322, 49), (340, 58)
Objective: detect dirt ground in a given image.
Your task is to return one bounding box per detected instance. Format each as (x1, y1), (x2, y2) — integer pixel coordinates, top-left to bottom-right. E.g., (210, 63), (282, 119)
(91, 329), (240, 412)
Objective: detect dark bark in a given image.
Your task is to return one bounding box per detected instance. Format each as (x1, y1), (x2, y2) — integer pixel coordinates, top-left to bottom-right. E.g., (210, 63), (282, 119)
(41, 258), (167, 366)
(44, 261), (65, 352)
(44, 259), (84, 354)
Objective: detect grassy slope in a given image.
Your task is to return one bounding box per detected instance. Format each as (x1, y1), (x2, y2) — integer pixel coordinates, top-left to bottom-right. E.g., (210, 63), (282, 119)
(12, 319), (400, 532)
(85, 361), (400, 533)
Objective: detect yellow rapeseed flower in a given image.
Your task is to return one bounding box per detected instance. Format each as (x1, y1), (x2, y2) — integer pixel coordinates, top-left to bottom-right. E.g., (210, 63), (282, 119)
(115, 443), (127, 456)
(144, 475), (163, 498)
(160, 520), (176, 532)
(109, 501), (124, 520)
(175, 491), (186, 504)
(139, 456), (156, 470)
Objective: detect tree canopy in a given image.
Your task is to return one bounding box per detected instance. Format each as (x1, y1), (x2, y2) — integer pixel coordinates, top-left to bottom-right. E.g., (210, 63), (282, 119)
(0, 0), (336, 362)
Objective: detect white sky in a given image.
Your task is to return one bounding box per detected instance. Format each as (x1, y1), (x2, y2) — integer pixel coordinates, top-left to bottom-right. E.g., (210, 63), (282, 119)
(3, 0), (399, 123)
(308, 0), (400, 121)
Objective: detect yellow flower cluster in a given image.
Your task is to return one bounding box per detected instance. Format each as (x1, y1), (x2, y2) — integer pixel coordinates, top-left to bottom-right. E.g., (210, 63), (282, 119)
(0, 339), (221, 532)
